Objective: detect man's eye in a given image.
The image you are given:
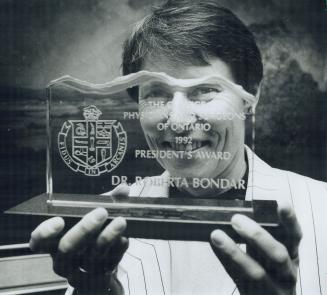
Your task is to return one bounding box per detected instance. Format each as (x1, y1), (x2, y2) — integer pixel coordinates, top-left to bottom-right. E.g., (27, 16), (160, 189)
(144, 90), (171, 99)
(195, 87), (221, 95)
(190, 86), (222, 100)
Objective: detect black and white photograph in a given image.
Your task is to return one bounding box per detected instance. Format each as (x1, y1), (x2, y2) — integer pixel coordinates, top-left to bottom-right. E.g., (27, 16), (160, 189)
(0, 0), (326, 294)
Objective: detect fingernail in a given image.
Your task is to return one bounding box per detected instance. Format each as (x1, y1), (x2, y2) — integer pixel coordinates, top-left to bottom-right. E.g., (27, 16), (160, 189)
(111, 217), (127, 233)
(94, 207), (108, 222)
(210, 230), (224, 247)
(52, 217), (65, 231)
(231, 214), (247, 231)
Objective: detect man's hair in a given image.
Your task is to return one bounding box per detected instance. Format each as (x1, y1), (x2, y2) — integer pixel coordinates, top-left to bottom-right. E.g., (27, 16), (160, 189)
(122, 0), (263, 100)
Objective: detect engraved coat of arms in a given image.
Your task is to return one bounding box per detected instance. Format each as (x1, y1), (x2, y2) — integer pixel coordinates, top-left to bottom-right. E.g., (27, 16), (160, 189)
(58, 105), (127, 176)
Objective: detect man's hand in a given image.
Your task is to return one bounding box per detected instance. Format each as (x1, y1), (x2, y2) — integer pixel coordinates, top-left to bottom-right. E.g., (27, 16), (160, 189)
(210, 204), (302, 295)
(29, 184), (130, 294)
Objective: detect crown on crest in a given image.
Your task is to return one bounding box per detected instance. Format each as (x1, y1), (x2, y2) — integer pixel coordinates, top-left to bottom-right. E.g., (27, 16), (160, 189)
(83, 105), (102, 120)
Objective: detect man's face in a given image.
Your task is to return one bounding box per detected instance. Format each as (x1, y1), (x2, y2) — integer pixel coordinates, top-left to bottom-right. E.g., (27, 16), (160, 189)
(138, 57), (246, 181)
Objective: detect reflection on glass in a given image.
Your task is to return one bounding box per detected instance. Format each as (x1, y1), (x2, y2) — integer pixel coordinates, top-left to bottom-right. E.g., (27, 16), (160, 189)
(46, 71), (257, 206)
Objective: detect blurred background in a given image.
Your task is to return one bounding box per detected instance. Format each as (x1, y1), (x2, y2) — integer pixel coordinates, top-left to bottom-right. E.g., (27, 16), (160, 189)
(0, 0), (326, 215)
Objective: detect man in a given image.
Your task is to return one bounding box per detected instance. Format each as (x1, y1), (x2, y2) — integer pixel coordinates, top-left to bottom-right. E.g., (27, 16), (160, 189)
(29, 1), (327, 294)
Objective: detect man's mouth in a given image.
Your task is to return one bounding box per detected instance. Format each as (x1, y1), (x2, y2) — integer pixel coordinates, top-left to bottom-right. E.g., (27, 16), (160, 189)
(162, 140), (211, 152)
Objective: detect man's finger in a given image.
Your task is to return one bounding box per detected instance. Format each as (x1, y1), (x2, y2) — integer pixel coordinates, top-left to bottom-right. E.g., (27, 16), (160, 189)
(278, 204), (302, 259)
(78, 217), (128, 274)
(231, 214), (296, 283)
(53, 208), (108, 277)
(96, 216), (127, 249)
(210, 229), (269, 285)
(29, 217), (65, 252)
(103, 236), (129, 272)
(58, 207), (108, 254)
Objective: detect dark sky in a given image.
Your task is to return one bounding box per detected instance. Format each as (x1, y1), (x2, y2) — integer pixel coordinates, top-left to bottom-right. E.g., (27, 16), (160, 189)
(0, 0), (326, 90)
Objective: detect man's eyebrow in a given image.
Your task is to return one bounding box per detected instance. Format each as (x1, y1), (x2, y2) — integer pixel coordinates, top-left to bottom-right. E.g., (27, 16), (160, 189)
(144, 81), (171, 88)
(189, 83), (223, 88)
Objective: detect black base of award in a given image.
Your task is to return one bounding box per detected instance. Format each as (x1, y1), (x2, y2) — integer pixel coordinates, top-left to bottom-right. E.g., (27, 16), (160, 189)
(5, 193), (280, 243)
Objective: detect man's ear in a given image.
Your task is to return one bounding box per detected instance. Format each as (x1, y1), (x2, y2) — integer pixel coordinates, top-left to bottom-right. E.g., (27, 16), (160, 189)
(245, 82), (262, 115)
(254, 82), (262, 101)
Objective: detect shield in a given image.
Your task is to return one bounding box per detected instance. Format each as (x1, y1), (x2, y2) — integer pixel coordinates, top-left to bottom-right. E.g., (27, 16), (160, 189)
(71, 120), (114, 168)
(58, 105), (127, 176)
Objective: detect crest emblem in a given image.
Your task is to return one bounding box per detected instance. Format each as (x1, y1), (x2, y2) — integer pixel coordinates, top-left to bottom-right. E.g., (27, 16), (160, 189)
(58, 105), (127, 176)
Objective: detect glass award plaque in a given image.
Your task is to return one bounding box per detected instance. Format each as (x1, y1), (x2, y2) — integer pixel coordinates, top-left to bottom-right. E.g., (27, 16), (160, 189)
(47, 76), (136, 198)
(7, 71), (279, 241)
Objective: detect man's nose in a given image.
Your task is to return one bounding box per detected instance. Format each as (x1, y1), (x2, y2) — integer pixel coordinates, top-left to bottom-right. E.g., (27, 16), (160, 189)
(167, 92), (196, 133)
